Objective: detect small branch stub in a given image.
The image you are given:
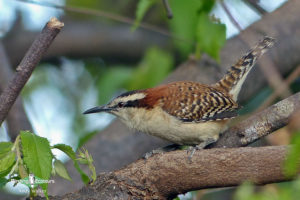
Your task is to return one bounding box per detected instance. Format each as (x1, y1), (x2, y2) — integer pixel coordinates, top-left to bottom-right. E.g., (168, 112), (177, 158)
(48, 17), (65, 29)
(0, 17), (64, 126)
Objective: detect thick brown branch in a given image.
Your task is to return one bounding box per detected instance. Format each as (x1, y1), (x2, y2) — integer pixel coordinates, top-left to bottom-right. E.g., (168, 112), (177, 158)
(0, 18), (64, 126)
(212, 92), (300, 148)
(44, 146), (290, 200)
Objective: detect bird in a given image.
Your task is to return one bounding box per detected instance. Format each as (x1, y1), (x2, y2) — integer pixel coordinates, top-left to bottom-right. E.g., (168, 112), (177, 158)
(84, 36), (275, 158)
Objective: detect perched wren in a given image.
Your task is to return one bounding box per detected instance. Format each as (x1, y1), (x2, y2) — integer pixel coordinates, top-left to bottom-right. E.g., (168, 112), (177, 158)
(84, 37), (275, 155)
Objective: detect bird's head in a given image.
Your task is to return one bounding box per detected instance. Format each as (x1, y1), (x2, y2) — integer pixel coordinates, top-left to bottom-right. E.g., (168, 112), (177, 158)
(83, 90), (152, 120)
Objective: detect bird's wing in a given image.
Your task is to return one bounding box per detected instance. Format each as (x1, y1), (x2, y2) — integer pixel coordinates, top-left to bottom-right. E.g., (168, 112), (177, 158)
(160, 82), (240, 122)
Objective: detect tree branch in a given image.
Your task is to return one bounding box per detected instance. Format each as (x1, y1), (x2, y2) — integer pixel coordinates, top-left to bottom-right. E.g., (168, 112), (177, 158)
(211, 92), (300, 148)
(43, 146), (290, 200)
(0, 18), (64, 126)
(0, 42), (33, 140)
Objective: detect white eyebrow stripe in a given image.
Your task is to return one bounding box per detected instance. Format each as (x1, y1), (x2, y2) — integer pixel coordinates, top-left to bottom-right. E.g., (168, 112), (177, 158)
(119, 93), (146, 102)
(109, 92), (146, 107)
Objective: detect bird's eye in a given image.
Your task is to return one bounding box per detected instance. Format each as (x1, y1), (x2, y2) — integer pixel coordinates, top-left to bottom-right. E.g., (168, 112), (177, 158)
(118, 102), (124, 107)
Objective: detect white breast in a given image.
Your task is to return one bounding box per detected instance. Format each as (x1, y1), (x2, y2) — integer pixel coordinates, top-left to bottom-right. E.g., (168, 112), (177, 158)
(116, 107), (228, 145)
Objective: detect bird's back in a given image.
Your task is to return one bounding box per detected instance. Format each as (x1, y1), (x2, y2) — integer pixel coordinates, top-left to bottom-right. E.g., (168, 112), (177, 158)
(145, 81), (240, 123)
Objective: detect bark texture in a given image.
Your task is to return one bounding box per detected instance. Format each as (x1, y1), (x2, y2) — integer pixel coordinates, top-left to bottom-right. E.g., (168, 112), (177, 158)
(41, 146), (291, 200)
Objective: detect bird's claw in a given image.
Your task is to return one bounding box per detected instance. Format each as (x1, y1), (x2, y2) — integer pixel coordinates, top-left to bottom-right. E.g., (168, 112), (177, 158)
(143, 149), (163, 159)
(143, 144), (181, 159)
(186, 138), (217, 162)
(186, 145), (200, 162)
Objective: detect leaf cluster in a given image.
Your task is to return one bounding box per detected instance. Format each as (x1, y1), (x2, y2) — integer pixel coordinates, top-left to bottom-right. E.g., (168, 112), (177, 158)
(134, 0), (226, 61)
(0, 131), (96, 199)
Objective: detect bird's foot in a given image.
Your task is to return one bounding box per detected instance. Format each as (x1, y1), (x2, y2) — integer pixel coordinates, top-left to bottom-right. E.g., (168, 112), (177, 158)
(143, 144), (181, 159)
(186, 138), (217, 162)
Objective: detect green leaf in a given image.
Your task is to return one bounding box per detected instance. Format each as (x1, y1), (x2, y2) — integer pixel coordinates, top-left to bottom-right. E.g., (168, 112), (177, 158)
(168, 0), (220, 58)
(20, 131), (53, 197)
(53, 159), (72, 181)
(53, 144), (89, 184)
(0, 142), (15, 178)
(126, 47), (173, 90)
(198, 0), (215, 13)
(234, 181), (255, 200)
(284, 131), (300, 177)
(0, 142), (14, 157)
(67, 0), (100, 8)
(168, 0), (201, 57)
(291, 177), (300, 200)
(65, 0), (101, 20)
(132, 0), (157, 31)
(195, 13), (226, 61)
(78, 148), (96, 184)
(0, 177), (8, 188)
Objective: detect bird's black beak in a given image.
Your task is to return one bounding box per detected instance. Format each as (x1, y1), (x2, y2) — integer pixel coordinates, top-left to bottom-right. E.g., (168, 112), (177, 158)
(83, 106), (112, 114)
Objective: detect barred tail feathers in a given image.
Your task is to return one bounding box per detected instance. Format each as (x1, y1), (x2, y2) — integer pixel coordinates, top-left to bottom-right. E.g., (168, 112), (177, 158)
(214, 36), (275, 101)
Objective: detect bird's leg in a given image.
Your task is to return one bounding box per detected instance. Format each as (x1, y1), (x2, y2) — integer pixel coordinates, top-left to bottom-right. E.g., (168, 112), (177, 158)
(187, 138), (217, 161)
(143, 144), (182, 159)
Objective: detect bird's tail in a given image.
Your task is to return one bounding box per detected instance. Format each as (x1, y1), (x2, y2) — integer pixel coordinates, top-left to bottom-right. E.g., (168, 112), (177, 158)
(214, 36), (275, 101)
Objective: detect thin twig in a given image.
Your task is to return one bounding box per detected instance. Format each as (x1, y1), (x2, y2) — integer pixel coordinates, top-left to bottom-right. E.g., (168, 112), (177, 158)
(0, 18), (64, 126)
(243, 0), (267, 15)
(162, 0), (173, 19)
(220, 0), (243, 31)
